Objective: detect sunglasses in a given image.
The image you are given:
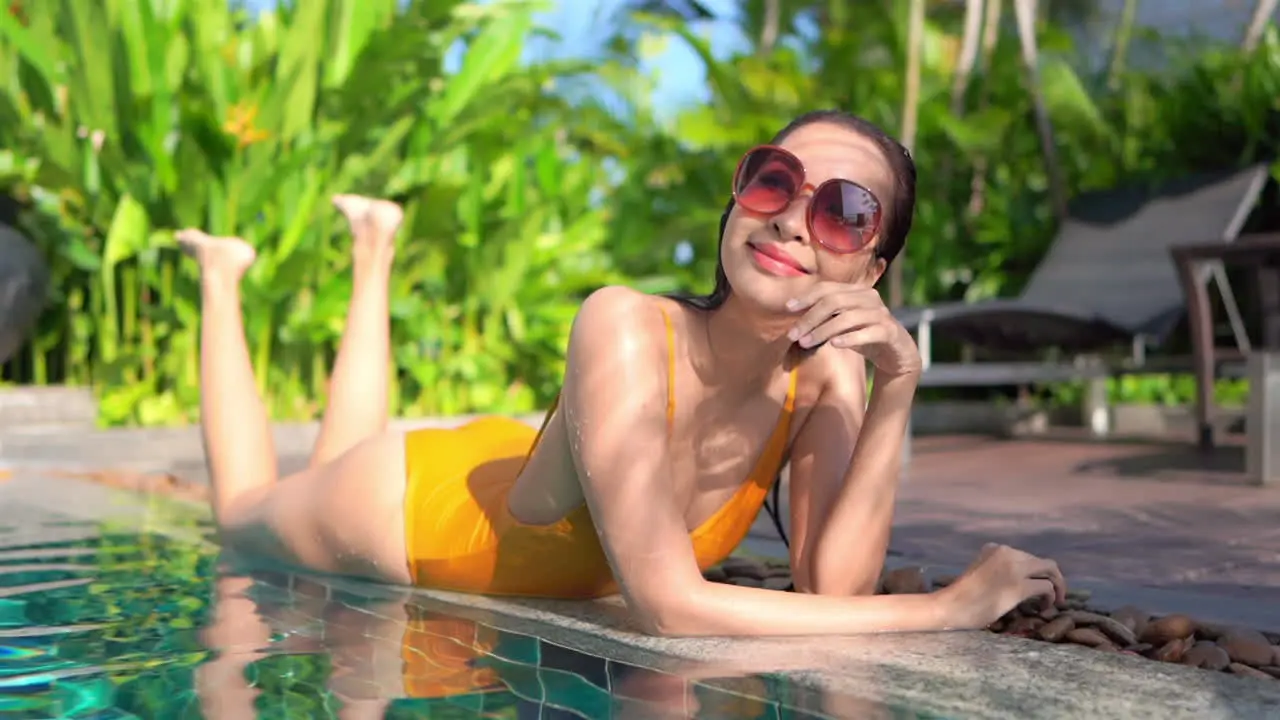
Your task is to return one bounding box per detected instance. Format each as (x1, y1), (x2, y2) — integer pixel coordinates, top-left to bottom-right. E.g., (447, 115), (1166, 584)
(732, 144), (882, 255)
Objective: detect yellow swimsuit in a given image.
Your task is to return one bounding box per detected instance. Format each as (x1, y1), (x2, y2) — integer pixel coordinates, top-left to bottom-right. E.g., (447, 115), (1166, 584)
(400, 306), (798, 599)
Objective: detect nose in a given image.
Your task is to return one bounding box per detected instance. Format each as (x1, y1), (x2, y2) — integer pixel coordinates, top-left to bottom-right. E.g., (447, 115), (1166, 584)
(771, 197), (809, 243)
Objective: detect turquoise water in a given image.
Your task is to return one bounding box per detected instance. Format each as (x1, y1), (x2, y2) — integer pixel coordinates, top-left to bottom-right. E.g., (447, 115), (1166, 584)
(0, 525), (940, 719)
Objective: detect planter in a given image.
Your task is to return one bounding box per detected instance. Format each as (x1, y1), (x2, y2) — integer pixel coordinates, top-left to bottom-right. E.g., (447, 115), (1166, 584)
(0, 386), (98, 431)
(0, 224), (48, 365)
(910, 400), (1065, 436)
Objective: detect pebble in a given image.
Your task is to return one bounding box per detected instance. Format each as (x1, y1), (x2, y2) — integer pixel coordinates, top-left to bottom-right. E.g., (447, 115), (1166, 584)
(882, 566), (927, 595)
(1228, 663), (1273, 680)
(1005, 616), (1045, 637)
(1218, 629), (1275, 667)
(1064, 610), (1138, 647)
(1182, 642), (1231, 671)
(720, 557), (767, 581)
(1152, 637), (1193, 663)
(1109, 605), (1149, 636)
(1139, 614), (1196, 646)
(1064, 627), (1112, 648)
(762, 576), (792, 591)
(1037, 616), (1074, 642)
(706, 561), (1280, 684)
(931, 573), (958, 588)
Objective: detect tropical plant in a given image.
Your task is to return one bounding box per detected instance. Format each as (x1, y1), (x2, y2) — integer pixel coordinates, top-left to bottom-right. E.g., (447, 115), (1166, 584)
(0, 0), (637, 425)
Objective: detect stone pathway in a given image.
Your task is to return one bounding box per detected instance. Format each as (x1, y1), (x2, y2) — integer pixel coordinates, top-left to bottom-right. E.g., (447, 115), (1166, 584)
(7, 420), (1280, 607)
(751, 434), (1280, 606)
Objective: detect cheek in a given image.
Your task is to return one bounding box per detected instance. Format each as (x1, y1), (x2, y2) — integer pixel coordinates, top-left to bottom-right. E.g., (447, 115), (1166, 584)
(813, 252), (865, 284)
(721, 208), (760, 255)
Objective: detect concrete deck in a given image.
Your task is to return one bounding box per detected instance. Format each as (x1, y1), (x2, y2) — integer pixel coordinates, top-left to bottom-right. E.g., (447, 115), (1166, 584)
(5, 421), (1280, 717)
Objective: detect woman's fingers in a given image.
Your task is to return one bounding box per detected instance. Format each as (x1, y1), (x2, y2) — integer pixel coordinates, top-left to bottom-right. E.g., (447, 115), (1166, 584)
(1020, 577), (1058, 608)
(796, 308), (882, 348)
(787, 285), (881, 340)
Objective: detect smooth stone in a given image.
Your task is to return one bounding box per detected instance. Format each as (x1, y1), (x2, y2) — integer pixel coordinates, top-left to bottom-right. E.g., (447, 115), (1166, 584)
(1152, 637), (1193, 664)
(1229, 663), (1274, 680)
(1218, 630), (1275, 667)
(882, 566), (926, 594)
(1182, 642), (1231, 671)
(1109, 605), (1150, 637)
(720, 557), (766, 581)
(1065, 627), (1112, 649)
(762, 576), (792, 591)
(1140, 615), (1196, 646)
(1064, 610), (1138, 647)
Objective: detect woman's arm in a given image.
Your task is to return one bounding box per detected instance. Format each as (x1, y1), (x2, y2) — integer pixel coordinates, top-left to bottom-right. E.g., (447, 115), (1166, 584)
(786, 353), (914, 596)
(563, 287), (949, 637)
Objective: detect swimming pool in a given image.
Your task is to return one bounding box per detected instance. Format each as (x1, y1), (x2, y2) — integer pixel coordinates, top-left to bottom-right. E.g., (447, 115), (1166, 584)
(0, 512), (942, 719)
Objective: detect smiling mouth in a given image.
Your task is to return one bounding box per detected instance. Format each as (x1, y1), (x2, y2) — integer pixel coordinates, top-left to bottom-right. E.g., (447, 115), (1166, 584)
(748, 242), (810, 275)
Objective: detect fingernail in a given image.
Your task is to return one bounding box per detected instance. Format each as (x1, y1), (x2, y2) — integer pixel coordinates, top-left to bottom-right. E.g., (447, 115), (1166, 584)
(799, 335), (813, 348)
(785, 299), (800, 310)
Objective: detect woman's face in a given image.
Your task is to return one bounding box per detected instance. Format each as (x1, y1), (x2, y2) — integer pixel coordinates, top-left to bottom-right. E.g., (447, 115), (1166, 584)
(719, 122), (896, 314)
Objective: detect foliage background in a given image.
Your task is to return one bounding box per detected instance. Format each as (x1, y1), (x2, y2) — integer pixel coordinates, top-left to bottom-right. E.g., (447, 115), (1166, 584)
(0, 0), (1276, 426)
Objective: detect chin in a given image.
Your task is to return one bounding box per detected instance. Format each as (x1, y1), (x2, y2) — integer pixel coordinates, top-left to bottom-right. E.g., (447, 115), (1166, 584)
(723, 259), (813, 315)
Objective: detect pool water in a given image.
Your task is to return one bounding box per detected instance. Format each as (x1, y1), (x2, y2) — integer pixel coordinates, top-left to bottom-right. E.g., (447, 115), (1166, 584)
(0, 523), (940, 719)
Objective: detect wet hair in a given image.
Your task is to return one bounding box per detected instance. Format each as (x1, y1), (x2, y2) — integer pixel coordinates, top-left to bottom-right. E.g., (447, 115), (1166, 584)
(668, 109), (917, 311)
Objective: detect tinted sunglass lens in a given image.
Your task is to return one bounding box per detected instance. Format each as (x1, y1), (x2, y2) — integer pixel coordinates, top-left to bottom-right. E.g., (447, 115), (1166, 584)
(735, 148), (801, 213)
(811, 181), (879, 252)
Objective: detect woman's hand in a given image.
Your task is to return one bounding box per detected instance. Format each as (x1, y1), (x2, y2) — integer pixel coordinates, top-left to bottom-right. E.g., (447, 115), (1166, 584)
(786, 282), (921, 377)
(937, 544), (1068, 630)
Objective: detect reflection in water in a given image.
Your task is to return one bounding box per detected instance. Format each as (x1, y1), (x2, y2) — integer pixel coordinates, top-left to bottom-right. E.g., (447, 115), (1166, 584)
(0, 529), (927, 719)
(194, 558), (921, 719)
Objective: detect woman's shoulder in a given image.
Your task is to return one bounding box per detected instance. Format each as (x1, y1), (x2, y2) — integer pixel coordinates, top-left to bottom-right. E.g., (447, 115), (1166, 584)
(568, 285), (672, 364)
(573, 285), (675, 331)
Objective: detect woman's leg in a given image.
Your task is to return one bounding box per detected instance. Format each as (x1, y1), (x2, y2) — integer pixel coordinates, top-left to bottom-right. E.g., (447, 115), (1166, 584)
(180, 229), (412, 584)
(194, 571), (269, 720)
(177, 230), (274, 527)
(310, 196), (404, 467)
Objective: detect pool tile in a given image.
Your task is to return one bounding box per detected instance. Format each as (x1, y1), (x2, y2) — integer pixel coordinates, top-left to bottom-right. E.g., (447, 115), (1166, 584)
(484, 656), (545, 704)
(693, 681), (781, 719)
(540, 640), (608, 690)
(488, 626), (541, 665)
(536, 660), (613, 718)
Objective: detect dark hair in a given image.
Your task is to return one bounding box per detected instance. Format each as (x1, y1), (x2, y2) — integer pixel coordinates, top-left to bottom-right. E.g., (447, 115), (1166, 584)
(668, 109), (916, 310)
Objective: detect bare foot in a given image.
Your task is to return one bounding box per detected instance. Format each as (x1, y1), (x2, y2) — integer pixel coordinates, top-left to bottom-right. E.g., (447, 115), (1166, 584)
(332, 194), (403, 258)
(175, 229), (257, 279)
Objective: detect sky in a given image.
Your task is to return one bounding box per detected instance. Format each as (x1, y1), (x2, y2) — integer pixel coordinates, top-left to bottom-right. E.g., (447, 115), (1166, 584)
(240, 0), (748, 119)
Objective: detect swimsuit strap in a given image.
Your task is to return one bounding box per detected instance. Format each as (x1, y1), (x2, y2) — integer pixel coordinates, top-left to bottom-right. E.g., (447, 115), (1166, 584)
(784, 350), (798, 413)
(657, 306), (677, 432)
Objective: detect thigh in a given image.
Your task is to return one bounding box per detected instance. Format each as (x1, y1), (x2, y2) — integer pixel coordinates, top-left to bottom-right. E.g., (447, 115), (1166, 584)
(224, 430), (411, 585)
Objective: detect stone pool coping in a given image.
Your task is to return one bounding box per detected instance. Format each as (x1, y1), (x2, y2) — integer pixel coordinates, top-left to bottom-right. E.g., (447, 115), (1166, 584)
(4, 471), (1280, 719)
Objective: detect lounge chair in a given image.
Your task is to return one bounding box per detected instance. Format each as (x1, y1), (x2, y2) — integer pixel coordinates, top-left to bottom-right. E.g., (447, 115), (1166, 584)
(893, 163), (1271, 403)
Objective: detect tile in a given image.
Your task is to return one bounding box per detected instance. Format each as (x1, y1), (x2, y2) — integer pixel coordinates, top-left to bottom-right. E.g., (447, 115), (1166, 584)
(539, 640), (608, 690)
(535, 660), (613, 719)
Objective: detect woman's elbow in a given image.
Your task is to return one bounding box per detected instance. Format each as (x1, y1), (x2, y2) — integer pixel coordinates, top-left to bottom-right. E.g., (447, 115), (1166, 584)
(628, 585), (707, 637)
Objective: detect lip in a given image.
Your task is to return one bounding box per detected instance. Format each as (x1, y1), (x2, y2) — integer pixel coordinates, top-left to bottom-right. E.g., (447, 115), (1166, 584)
(748, 242), (810, 276)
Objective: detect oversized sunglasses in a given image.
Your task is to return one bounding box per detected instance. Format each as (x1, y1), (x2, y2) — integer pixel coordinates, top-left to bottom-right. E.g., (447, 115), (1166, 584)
(732, 144), (882, 254)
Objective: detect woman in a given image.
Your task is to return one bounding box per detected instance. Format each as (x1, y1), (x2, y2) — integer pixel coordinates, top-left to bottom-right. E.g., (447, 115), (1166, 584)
(177, 109), (1066, 638)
